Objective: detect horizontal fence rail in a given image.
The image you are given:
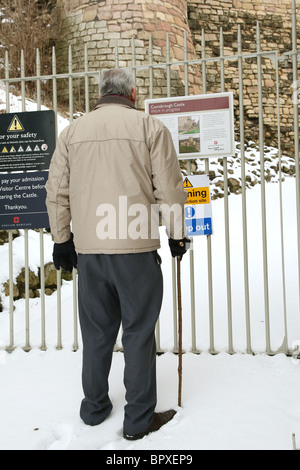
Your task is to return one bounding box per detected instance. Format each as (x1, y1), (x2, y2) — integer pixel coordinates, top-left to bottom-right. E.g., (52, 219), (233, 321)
(0, 2), (300, 356)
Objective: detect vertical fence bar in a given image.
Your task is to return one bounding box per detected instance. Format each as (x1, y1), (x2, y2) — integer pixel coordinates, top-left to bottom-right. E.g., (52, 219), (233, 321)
(149, 36), (153, 99)
(21, 50), (31, 352)
(292, 0), (300, 310)
(68, 46), (74, 123)
(201, 30), (207, 94)
(84, 44), (90, 114)
(56, 276), (62, 351)
(172, 259), (178, 352)
(68, 45), (79, 351)
(5, 51), (10, 111)
(184, 32), (197, 353)
(21, 50), (26, 111)
(165, 35), (178, 352)
(166, 33), (171, 98)
(274, 51), (288, 354)
(202, 29), (216, 354)
(257, 22), (271, 355)
(40, 230), (46, 351)
(165, 37), (178, 352)
(238, 25), (252, 354)
(36, 48), (46, 351)
(8, 231), (14, 351)
(162, 32), (177, 352)
(24, 230), (30, 351)
(5, 51), (15, 351)
(184, 31), (189, 91)
(220, 27), (234, 354)
(52, 47), (58, 138)
(52, 46), (62, 350)
(36, 49), (41, 110)
(115, 39), (119, 68)
(131, 38), (136, 83)
(219, 27), (225, 89)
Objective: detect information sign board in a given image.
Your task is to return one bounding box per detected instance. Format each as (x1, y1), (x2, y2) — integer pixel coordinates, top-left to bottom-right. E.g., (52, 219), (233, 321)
(0, 110), (55, 171)
(145, 93), (235, 159)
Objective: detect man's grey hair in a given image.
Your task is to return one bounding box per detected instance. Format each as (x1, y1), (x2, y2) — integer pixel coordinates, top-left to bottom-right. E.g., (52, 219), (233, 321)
(99, 68), (135, 98)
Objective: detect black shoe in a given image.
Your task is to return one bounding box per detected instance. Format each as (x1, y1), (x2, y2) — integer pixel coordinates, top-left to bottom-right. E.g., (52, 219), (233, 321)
(123, 409), (176, 441)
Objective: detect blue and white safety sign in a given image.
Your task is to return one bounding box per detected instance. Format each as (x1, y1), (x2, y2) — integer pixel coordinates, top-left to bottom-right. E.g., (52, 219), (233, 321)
(183, 174), (213, 236)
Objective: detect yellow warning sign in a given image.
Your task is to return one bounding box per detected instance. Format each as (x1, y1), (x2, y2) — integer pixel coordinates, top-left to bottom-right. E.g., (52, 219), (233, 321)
(184, 186), (210, 205)
(7, 115), (24, 132)
(183, 177), (193, 188)
(2, 147), (8, 153)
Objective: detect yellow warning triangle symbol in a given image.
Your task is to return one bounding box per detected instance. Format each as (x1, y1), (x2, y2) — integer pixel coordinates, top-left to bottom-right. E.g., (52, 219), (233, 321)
(2, 147), (8, 153)
(183, 177), (193, 188)
(8, 115), (24, 132)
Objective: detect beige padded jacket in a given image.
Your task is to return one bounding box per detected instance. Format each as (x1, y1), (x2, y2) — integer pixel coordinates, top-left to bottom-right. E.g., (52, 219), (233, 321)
(46, 95), (187, 254)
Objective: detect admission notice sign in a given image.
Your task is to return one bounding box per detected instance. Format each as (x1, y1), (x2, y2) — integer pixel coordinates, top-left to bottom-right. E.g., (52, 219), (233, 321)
(0, 171), (49, 230)
(145, 93), (235, 159)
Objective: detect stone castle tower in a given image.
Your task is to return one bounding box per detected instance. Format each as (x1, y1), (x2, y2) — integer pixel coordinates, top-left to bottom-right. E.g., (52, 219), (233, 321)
(56, 0), (299, 152)
(57, 0), (202, 110)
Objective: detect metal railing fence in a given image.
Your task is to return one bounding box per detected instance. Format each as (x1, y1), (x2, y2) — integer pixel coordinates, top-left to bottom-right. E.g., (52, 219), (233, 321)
(1, 0), (300, 356)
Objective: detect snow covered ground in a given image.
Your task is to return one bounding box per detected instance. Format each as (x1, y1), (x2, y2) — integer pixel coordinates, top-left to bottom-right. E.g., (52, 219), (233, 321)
(1, 347), (300, 451)
(0, 85), (300, 451)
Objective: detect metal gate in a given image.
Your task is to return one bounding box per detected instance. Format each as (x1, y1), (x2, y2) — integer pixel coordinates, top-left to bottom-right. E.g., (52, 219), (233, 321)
(0, 1), (300, 356)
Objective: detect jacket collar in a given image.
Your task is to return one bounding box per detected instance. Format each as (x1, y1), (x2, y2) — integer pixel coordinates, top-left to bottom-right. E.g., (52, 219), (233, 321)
(93, 95), (137, 110)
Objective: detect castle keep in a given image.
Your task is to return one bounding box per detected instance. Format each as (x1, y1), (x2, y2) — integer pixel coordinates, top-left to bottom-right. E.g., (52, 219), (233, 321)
(57, 0), (300, 153)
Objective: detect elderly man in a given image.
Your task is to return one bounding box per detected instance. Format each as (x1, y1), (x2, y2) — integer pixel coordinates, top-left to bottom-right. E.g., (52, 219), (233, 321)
(46, 68), (189, 440)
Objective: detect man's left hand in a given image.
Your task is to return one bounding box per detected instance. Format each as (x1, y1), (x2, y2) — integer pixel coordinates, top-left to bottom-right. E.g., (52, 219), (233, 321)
(168, 237), (191, 260)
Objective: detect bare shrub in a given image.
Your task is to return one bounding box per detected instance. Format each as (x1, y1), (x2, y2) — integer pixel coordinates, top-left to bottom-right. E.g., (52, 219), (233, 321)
(0, 0), (63, 95)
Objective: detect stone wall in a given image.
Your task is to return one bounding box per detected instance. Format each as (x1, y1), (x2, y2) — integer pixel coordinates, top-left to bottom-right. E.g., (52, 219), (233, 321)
(56, 0), (201, 110)
(188, 0), (300, 154)
(56, 0), (300, 155)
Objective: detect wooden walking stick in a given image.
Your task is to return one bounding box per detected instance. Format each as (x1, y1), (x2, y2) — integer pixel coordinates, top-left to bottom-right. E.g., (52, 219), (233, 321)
(177, 256), (183, 407)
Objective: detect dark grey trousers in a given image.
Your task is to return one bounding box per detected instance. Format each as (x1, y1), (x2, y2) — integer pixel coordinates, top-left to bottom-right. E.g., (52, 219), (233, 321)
(77, 251), (163, 435)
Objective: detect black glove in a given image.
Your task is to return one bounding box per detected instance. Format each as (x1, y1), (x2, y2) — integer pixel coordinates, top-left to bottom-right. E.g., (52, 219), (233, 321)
(168, 237), (191, 260)
(53, 233), (78, 273)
